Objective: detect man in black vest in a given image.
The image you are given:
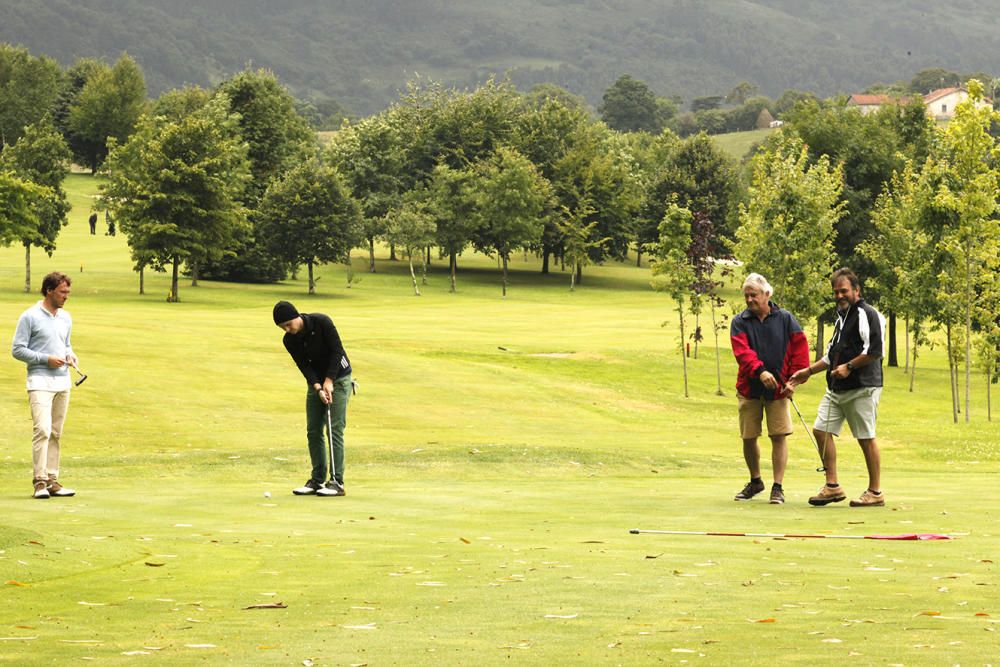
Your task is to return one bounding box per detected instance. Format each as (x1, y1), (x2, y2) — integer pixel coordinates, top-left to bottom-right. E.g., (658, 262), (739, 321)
(789, 268), (887, 507)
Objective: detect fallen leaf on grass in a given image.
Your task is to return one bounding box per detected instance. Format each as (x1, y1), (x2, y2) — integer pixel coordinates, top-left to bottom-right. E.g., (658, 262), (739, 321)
(244, 602), (287, 610)
(975, 613), (991, 617)
(751, 618), (777, 623)
(459, 538), (471, 544)
(144, 562), (166, 567)
(644, 553), (663, 559)
(5, 581), (28, 587)
(27, 540), (44, 546)
(916, 611), (941, 617)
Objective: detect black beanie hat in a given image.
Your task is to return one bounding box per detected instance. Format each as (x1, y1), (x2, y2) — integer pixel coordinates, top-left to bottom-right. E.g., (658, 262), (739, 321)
(273, 300), (299, 325)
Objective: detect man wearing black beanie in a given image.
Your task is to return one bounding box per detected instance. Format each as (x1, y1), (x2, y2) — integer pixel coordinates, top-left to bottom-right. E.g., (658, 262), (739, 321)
(273, 300), (353, 497)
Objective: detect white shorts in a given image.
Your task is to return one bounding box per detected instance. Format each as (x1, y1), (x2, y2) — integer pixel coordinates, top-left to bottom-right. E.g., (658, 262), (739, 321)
(814, 387), (881, 440)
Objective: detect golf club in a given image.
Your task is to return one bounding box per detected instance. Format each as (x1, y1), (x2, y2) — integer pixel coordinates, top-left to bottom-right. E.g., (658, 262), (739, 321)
(70, 362), (88, 386)
(326, 400), (338, 487)
(629, 529), (953, 541)
(787, 393), (824, 472)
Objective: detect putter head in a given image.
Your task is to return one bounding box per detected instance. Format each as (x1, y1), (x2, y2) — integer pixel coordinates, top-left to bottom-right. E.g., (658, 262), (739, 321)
(74, 373), (88, 386)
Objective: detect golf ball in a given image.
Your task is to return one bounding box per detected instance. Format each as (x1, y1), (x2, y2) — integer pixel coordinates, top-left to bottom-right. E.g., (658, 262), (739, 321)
(264, 491), (271, 498)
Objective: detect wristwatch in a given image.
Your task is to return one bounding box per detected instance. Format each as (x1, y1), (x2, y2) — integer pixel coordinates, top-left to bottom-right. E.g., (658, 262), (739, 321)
(846, 361), (855, 371)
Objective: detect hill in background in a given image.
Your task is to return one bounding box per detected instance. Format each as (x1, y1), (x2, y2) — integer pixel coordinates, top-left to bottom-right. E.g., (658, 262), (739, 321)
(3, 0), (999, 115)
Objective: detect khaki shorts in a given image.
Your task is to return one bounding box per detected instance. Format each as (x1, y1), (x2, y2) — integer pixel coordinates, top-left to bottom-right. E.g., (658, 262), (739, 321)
(737, 395), (792, 439)
(814, 387), (881, 440)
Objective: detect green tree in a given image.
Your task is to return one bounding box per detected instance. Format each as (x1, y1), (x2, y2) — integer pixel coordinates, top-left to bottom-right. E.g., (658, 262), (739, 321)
(67, 54), (147, 172)
(52, 58), (105, 165)
(859, 161), (938, 391)
(0, 119), (71, 292)
(640, 132), (739, 252)
(101, 95), (250, 302)
(201, 69), (316, 283)
(426, 163), (476, 292)
(259, 156), (361, 295)
(469, 146), (550, 297)
(600, 75), (660, 133)
(0, 171), (49, 260)
(648, 203), (696, 398)
(512, 96), (591, 273)
(0, 44), (63, 147)
(383, 197), (437, 296)
(726, 82), (759, 105)
(910, 68), (962, 94)
(733, 132), (843, 356)
(326, 113), (406, 273)
(931, 79), (1000, 422)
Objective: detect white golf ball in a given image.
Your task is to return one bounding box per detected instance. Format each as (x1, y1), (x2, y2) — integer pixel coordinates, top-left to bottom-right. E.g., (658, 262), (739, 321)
(264, 491), (271, 498)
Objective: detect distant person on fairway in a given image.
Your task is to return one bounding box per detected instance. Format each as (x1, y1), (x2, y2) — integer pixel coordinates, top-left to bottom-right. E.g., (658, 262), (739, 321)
(11, 272), (79, 499)
(88, 212), (97, 235)
(273, 300), (352, 497)
(729, 273), (810, 504)
(789, 267), (887, 507)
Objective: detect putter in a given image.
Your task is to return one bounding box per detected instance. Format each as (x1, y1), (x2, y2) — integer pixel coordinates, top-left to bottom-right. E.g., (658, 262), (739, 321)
(788, 393), (825, 472)
(70, 363), (88, 386)
(325, 400), (339, 489)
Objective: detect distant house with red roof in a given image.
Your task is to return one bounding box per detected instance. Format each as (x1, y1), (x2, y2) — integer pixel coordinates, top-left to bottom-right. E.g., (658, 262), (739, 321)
(846, 93), (914, 115)
(846, 87), (993, 120)
(923, 87), (993, 120)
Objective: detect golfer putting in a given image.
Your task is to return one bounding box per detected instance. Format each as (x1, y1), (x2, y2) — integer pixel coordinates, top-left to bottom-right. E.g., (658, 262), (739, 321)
(273, 301), (352, 497)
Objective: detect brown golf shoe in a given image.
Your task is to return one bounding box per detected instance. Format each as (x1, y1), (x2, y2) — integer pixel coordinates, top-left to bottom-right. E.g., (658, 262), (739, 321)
(808, 484), (846, 506)
(850, 489), (885, 507)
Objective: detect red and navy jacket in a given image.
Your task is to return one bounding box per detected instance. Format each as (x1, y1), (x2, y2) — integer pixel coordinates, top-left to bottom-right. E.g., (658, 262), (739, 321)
(730, 302), (810, 400)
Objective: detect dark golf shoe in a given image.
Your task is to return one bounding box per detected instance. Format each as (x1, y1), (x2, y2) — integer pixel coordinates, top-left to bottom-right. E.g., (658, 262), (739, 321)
(734, 480), (766, 501)
(317, 481), (345, 497)
(292, 479), (323, 495)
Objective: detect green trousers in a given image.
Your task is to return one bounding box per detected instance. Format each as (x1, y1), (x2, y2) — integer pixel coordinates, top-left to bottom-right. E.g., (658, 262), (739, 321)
(305, 374), (352, 485)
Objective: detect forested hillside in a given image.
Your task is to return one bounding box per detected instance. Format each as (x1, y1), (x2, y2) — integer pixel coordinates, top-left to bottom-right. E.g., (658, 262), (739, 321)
(2, 0), (999, 114)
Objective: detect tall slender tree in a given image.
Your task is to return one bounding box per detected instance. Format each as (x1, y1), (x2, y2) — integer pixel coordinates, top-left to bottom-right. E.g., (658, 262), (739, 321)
(0, 119), (71, 291)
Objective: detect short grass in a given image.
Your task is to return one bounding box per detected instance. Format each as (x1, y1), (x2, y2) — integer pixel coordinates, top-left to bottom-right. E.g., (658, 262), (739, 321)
(712, 128), (775, 161)
(0, 174), (997, 665)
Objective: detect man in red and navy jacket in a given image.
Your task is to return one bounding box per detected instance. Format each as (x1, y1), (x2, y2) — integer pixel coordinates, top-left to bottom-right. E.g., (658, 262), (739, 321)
(729, 273), (810, 505)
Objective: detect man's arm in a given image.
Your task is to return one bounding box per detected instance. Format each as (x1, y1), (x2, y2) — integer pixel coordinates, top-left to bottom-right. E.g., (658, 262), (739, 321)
(283, 337), (321, 388)
(12, 314), (44, 365)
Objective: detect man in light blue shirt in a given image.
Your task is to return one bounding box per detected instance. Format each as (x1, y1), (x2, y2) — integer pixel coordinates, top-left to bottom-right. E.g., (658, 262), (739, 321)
(12, 272), (79, 499)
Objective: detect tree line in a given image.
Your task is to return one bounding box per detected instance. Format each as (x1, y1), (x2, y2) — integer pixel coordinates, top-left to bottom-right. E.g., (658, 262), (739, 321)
(1, 43), (997, 421)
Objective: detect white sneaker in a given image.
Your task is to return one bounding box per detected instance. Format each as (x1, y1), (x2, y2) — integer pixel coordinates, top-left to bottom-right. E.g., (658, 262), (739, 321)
(317, 481), (345, 497)
(47, 481), (76, 497)
(33, 481), (50, 499)
(292, 480), (322, 495)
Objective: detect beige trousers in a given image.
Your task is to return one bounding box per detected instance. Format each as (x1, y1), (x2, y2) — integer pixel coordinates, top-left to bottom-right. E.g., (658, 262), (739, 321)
(29, 390), (70, 482)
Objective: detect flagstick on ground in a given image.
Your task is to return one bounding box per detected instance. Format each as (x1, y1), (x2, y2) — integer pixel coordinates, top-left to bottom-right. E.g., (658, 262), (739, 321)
(629, 529), (954, 541)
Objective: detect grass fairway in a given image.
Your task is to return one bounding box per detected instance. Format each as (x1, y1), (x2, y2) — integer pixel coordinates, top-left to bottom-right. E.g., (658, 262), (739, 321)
(1, 174), (998, 665)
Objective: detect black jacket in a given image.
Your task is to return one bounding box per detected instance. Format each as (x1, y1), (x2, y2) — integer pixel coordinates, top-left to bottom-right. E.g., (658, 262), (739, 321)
(823, 298), (885, 391)
(282, 313), (351, 388)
